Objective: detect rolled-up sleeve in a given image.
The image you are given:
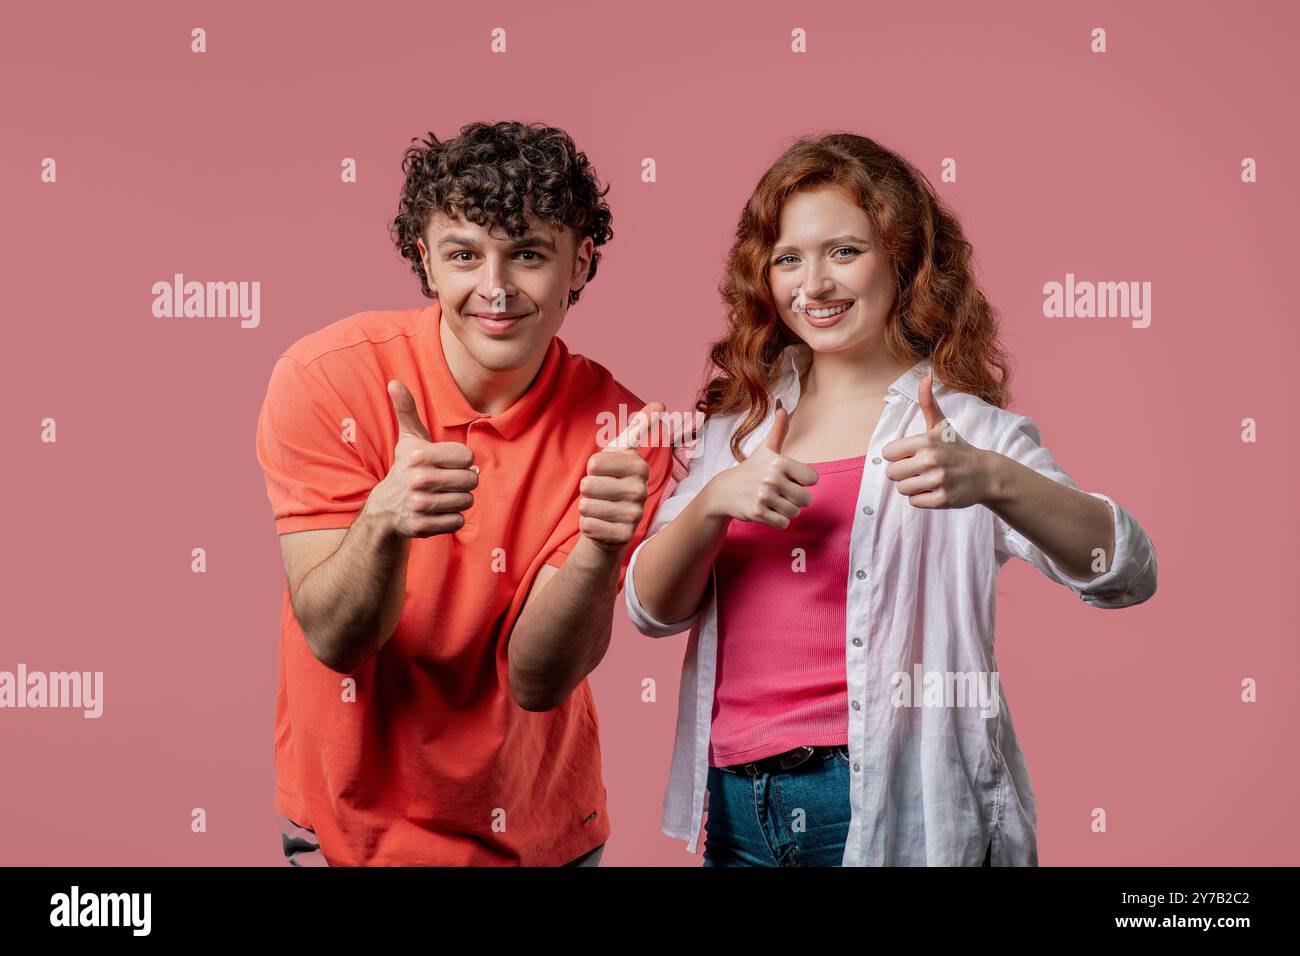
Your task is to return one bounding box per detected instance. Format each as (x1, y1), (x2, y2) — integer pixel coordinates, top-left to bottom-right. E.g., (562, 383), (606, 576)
(991, 414), (1158, 609)
(624, 417), (720, 637)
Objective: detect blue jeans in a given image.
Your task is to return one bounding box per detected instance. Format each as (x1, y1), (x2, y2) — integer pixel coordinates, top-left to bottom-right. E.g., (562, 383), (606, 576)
(704, 746), (855, 866)
(703, 746), (994, 866)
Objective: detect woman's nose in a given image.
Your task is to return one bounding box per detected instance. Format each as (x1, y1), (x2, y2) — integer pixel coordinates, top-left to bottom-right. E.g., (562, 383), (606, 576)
(800, 272), (833, 299)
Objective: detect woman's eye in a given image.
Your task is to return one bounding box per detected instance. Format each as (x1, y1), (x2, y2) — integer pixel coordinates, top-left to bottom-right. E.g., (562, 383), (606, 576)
(774, 248), (861, 266)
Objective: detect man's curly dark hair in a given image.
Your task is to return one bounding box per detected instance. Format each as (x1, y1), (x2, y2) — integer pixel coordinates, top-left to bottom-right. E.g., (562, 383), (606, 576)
(390, 121), (614, 308)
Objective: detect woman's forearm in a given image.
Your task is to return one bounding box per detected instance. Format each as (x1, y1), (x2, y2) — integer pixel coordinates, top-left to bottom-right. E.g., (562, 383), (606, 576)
(633, 483), (733, 625)
(981, 450), (1117, 581)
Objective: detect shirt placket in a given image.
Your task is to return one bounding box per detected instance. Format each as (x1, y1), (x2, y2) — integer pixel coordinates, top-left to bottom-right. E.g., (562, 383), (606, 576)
(844, 393), (901, 864)
(457, 417), (492, 537)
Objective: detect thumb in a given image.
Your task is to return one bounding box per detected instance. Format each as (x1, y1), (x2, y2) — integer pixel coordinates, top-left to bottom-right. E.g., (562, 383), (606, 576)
(387, 379), (431, 442)
(609, 401), (665, 450)
(918, 372), (946, 431)
(762, 400), (789, 453)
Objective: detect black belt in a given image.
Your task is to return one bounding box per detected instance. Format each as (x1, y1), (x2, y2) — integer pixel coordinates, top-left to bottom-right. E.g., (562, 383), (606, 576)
(718, 745), (846, 775)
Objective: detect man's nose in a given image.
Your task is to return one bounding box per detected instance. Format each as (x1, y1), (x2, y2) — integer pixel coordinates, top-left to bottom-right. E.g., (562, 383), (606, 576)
(478, 256), (515, 309)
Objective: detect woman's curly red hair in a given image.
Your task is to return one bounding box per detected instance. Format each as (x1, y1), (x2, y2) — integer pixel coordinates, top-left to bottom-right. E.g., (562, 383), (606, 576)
(699, 133), (1012, 462)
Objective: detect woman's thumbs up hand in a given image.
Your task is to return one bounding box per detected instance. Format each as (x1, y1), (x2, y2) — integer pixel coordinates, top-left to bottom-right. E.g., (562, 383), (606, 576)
(701, 399), (819, 529)
(881, 372), (996, 510)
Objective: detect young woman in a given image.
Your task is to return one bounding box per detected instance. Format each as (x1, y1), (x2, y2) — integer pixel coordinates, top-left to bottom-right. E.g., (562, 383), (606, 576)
(624, 133), (1158, 867)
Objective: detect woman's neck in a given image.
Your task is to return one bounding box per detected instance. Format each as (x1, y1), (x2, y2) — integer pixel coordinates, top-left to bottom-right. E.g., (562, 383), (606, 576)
(800, 344), (915, 405)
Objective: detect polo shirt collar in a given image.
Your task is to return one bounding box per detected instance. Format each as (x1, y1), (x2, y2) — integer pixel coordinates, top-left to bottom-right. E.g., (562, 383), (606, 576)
(775, 342), (937, 406)
(419, 299), (563, 440)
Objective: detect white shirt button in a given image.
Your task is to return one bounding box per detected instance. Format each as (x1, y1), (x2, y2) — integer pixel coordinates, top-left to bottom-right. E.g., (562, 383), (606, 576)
(862, 505), (873, 515)
(855, 569), (866, 580)
(851, 637), (863, 647)
(871, 456), (882, 465)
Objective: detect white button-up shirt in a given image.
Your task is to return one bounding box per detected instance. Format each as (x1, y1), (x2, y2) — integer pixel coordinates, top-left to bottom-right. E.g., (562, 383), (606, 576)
(624, 344), (1158, 866)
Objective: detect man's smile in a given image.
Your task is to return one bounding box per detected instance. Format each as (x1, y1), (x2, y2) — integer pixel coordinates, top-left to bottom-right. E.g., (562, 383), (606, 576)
(464, 309), (534, 335)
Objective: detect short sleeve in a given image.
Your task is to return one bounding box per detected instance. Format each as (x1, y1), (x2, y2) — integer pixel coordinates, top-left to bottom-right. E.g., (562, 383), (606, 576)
(542, 525), (582, 569)
(990, 414), (1158, 608)
(255, 356), (382, 534)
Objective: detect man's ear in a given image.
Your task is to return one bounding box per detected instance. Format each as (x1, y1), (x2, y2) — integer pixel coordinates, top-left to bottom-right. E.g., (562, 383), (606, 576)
(417, 237), (438, 294)
(570, 234), (594, 292)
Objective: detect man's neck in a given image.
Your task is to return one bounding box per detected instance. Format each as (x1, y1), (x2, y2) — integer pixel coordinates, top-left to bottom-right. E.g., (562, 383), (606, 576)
(439, 318), (548, 416)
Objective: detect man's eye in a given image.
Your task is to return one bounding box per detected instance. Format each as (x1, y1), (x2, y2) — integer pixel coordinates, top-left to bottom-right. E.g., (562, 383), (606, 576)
(517, 251), (543, 261)
(451, 252), (474, 262)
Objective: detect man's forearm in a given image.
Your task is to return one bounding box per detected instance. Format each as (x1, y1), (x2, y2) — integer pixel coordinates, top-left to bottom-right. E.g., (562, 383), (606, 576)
(981, 450), (1117, 581)
(294, 504), (411, 673)
(509, 536), (623, 711)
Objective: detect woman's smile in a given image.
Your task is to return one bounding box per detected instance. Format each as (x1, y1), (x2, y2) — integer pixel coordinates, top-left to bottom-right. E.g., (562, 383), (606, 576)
(802, 300), (854, 327)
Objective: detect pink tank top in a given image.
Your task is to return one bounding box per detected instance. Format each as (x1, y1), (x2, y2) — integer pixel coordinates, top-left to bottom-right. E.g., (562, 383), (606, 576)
(708, 453), (863, 767)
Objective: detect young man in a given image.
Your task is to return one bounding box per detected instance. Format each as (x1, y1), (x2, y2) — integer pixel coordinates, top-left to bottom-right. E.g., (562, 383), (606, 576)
(255, 121), (675, 866)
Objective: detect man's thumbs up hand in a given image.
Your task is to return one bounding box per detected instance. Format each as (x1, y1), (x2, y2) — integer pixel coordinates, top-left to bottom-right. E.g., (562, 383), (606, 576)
(364, 379), (479, 538)
(607, 401), (665, 450)
(388, 379), (433, 442)
(579, 402), (664, 552)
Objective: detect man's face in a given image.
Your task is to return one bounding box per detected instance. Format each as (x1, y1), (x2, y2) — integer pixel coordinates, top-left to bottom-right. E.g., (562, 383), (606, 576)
(418, 208), (593, 373)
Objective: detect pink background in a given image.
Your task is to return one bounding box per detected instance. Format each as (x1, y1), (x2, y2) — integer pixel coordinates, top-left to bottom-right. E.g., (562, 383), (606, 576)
(2, 0), (1296, 866)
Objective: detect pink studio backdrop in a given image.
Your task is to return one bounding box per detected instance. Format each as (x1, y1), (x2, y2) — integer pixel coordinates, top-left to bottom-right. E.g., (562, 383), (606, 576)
(2, 0), (1297, 866)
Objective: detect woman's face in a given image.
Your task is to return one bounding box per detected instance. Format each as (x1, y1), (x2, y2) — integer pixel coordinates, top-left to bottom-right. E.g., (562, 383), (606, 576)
(768, 185), (895, 359)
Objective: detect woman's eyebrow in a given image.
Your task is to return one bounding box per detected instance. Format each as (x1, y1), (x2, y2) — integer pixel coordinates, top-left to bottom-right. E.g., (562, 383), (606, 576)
(772, 234), (871, 254)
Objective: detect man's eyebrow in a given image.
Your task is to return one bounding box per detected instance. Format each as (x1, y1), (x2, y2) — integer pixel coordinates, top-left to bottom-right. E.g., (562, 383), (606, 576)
(771, 235), (872, 254)
(436, 232), (558, 252)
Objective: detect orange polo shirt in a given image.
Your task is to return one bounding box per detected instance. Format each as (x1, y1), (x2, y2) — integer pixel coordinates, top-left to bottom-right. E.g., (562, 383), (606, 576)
(255, 300), (673, 865)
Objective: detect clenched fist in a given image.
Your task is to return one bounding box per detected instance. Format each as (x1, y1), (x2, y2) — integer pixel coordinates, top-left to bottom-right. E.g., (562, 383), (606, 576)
(578, 402), (665, 552)
(365, 379), (479, 538)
